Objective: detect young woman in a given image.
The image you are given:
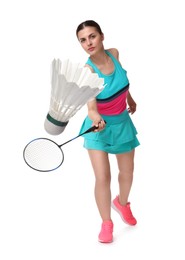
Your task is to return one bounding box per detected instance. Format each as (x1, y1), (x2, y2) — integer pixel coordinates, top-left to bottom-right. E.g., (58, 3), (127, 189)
(76, 20), (140, 243)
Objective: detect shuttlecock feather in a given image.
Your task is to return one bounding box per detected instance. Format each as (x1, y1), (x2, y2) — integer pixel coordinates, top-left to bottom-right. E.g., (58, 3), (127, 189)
(44, 59), (104, 135)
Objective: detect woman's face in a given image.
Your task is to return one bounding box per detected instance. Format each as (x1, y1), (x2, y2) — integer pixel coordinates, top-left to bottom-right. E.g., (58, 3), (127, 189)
(77, 26), (104, 55)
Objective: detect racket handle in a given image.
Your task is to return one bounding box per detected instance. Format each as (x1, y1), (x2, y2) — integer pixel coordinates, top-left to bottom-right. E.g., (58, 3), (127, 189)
(83, 120), (107, 134)
(84, 125), (98, 134)
(59, 121), (106, 147)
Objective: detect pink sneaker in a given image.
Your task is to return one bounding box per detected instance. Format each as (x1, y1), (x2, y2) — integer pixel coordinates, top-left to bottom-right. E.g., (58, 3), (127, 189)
(112, 196), (137, 225)
(98, 220), (113, 243)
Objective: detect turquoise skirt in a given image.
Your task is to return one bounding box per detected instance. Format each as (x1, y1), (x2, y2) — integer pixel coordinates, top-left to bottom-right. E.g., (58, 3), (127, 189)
(79, 109), (140, 154)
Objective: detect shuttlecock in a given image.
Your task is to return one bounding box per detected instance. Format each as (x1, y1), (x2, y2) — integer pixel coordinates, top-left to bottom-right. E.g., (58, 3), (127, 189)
(44, 58), (104, 135)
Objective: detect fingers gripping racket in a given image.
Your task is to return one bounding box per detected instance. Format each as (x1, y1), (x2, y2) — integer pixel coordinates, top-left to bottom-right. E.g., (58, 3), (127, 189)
(23, 125), (98, 172)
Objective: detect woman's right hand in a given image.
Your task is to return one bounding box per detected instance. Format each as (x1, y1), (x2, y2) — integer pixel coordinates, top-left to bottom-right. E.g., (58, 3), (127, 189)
(93, 117), (106, 132)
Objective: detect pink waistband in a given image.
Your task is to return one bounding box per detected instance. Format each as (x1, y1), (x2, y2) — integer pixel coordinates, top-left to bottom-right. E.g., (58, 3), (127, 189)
(97, 91), (128, 115)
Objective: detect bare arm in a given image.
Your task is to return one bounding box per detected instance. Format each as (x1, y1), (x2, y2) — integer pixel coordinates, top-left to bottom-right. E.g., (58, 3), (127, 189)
(87, 99), (106, 131)
(83, 65), (106, 131)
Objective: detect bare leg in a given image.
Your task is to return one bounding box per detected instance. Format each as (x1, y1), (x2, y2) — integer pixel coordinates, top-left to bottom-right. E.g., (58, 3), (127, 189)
(88, 150), (111, 221)
(116, 149), (135, 205)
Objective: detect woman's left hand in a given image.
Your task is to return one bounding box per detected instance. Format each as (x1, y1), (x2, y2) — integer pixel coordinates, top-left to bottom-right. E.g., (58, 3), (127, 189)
(127, 102), (136, 114)
(127, 92), (137, 114)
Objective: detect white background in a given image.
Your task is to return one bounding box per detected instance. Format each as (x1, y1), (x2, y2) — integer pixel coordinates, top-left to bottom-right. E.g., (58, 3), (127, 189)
(0, 0), (185, 259)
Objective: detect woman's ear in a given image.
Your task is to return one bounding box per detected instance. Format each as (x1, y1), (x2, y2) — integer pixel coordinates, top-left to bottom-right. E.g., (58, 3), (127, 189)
(101, 33), (104, 41)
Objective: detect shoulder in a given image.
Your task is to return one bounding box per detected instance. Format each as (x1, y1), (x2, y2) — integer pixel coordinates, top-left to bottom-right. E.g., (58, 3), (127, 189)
(106, 48), (119, 60)
(84, 64), (94, 73)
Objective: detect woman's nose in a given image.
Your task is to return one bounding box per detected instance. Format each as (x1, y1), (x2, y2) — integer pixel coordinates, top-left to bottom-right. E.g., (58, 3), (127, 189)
(86, 39), (92, 46)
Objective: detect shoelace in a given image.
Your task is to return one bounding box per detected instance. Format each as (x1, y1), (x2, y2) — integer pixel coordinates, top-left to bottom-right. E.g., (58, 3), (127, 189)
(102, 222), (113, 231)
(124, 205), (134, 219)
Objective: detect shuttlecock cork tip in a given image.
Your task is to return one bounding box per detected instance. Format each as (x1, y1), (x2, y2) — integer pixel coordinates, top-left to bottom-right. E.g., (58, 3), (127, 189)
(44, 113), (69, 135)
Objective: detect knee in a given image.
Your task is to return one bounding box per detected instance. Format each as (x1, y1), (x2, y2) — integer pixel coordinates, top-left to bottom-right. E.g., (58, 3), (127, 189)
(118, 162), (134, 176)
(118, 168), (134, 182)
(96, 172), (111, 184)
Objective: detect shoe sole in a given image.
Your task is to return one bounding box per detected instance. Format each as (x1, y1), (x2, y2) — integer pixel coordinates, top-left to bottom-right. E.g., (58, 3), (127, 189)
(98, 239), (113, 243)
(111, 202), (136, 226)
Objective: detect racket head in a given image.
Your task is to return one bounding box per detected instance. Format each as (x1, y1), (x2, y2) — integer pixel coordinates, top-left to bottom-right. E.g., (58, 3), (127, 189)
(23, 138), (64, 172)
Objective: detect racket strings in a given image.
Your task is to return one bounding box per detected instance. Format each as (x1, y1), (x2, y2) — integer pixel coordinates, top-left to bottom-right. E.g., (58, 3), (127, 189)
(23, 138), (64, 171)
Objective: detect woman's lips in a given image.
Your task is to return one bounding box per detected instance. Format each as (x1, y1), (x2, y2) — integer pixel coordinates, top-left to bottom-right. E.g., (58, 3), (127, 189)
(88, 47), (95, 51)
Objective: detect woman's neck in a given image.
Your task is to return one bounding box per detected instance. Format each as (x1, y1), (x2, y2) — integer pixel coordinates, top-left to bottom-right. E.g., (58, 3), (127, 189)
(90, 50), (110, 66)
(90, 50), (114, 75)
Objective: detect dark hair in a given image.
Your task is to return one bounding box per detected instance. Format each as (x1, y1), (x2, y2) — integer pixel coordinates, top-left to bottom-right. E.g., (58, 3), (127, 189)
(76, 20), (103, 38)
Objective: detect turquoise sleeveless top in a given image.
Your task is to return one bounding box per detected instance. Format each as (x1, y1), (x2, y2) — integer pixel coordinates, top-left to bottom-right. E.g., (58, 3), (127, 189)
(86, 50), (129, 99)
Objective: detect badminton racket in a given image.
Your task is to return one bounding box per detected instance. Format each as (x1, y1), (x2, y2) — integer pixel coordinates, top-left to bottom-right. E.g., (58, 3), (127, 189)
(23, 125), (98, 172)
